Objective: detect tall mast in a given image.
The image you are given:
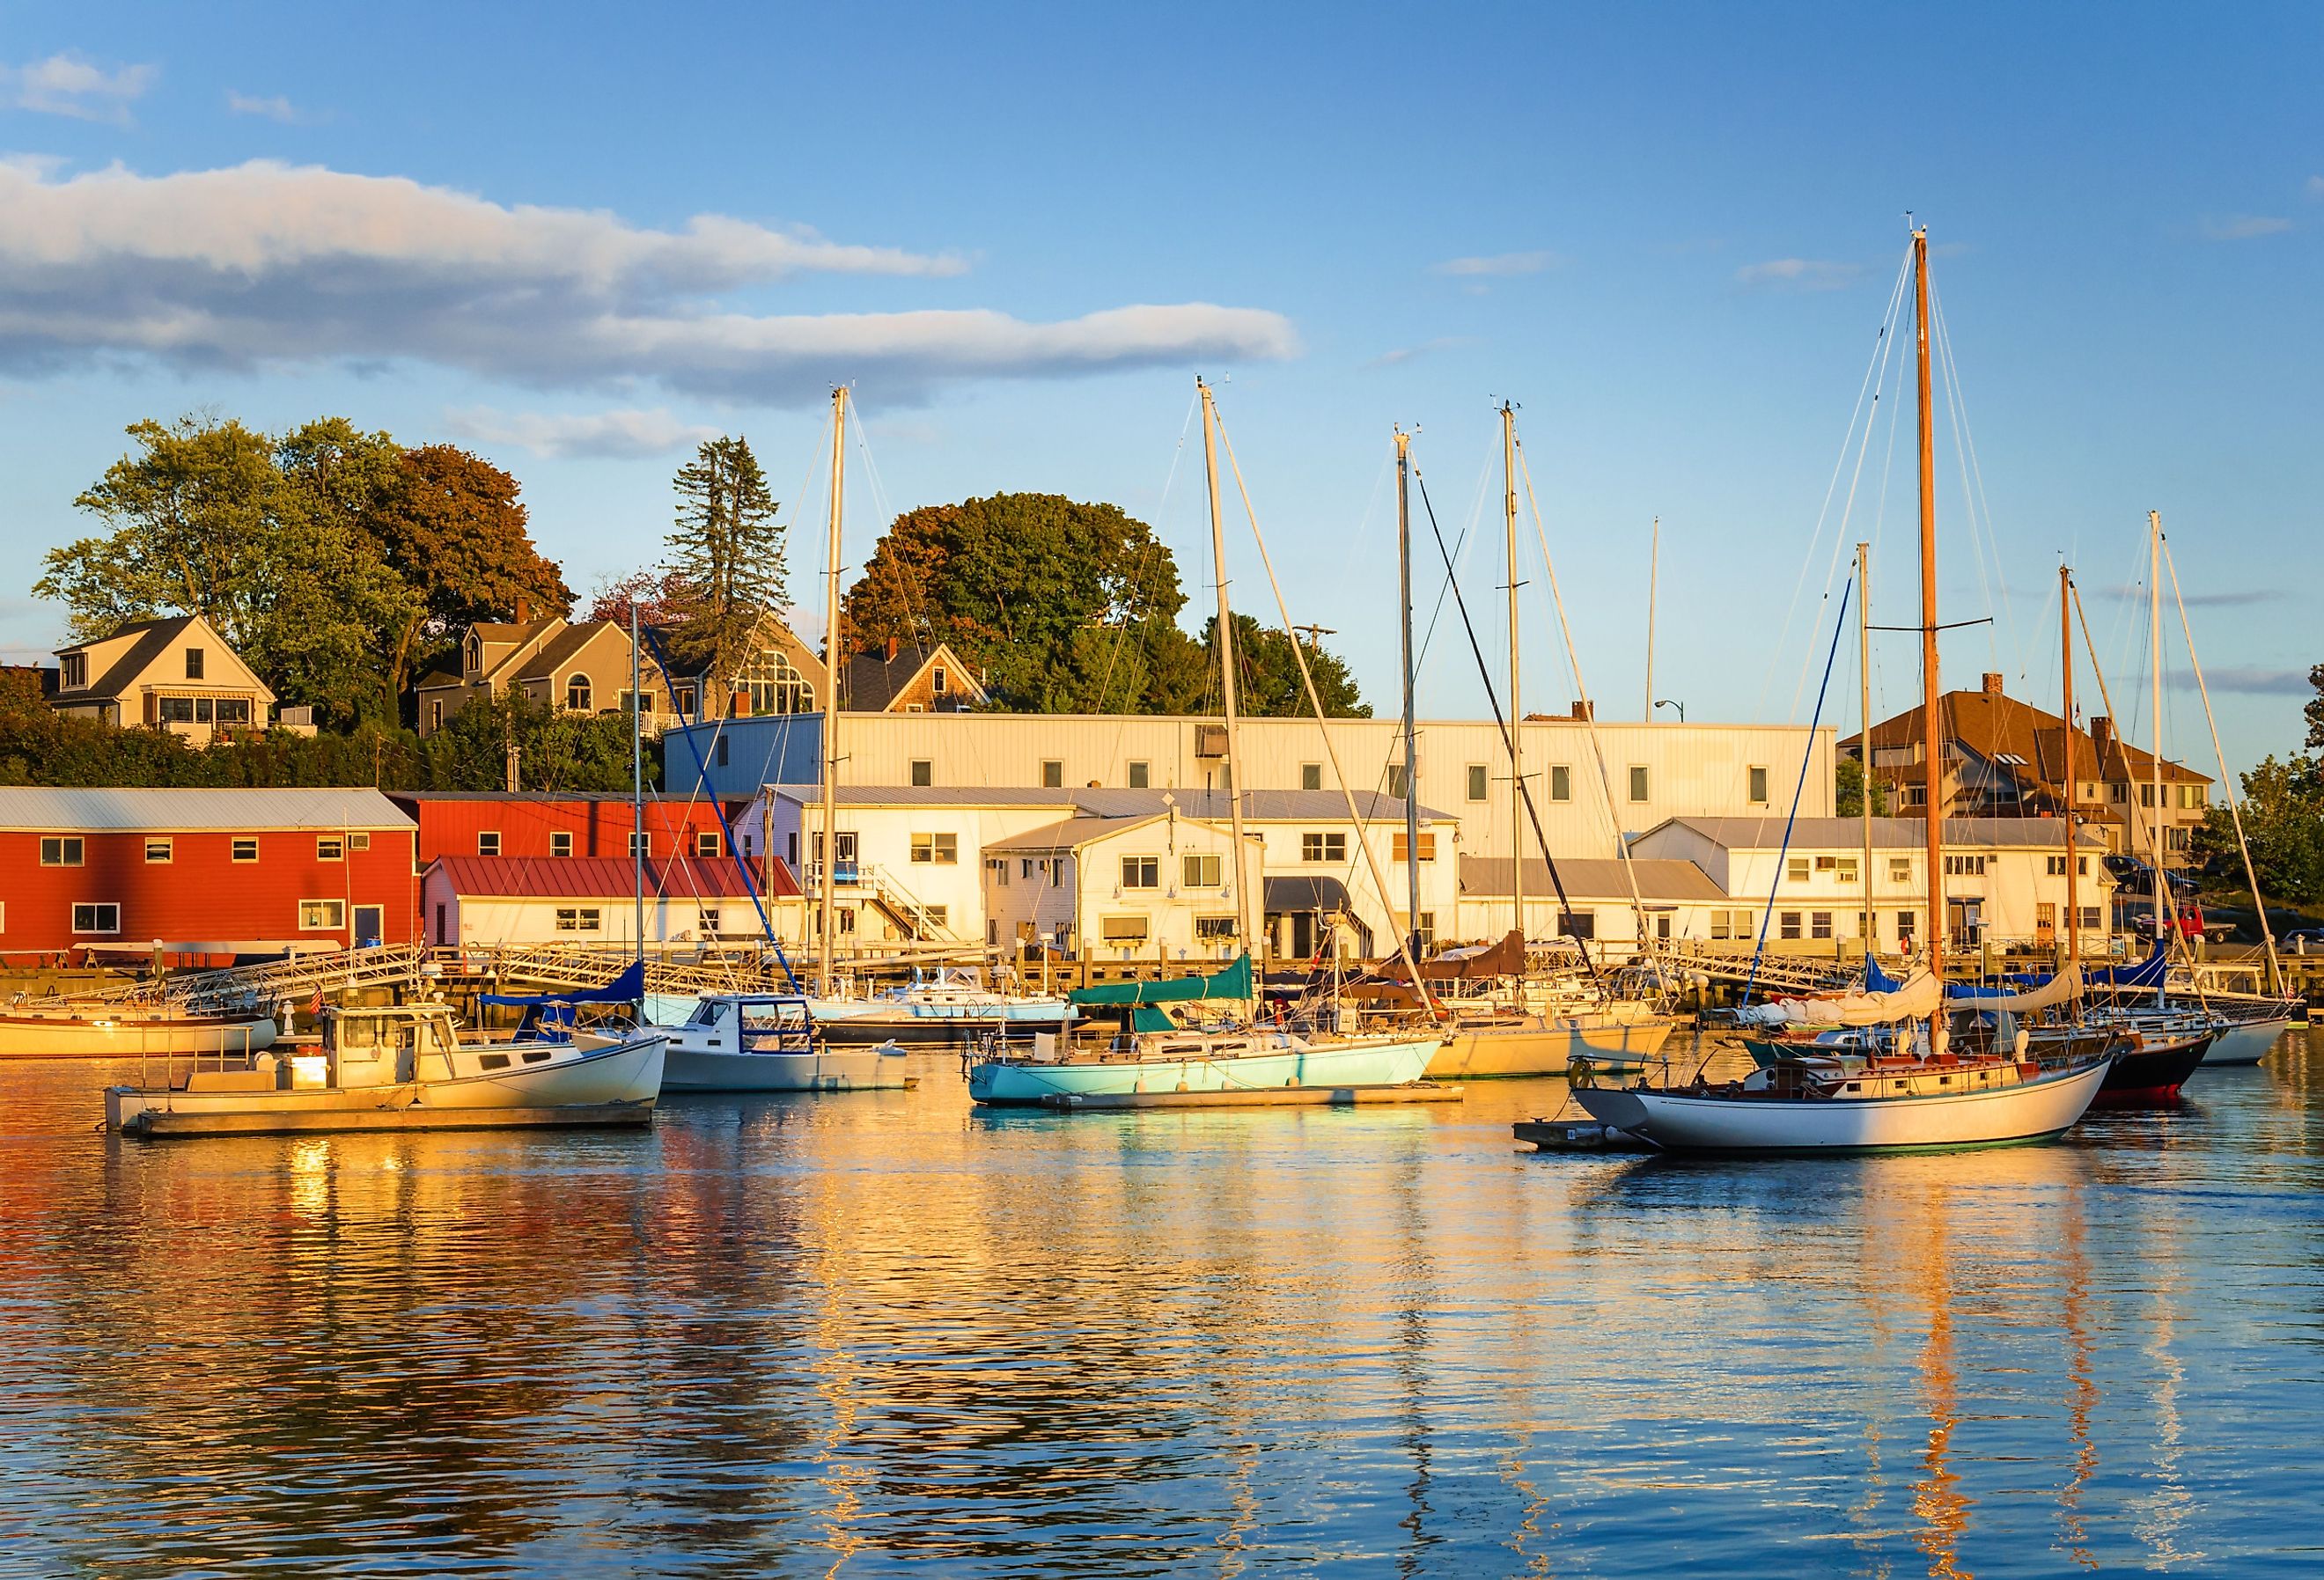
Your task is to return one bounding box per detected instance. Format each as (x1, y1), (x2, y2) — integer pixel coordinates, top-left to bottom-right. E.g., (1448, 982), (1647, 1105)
(1913, 225), (1945, 991)
(2149, 509), (2166, 1005)
(818, 386), (847, 998)
(1503, 402), (1524, 945)
(1395, 428), (1423, 959)
(1645, 515), (1658, 720)
(631, 598), (645, 972)
(1198, 380), (1254, 964)
(1857, 541), (1873, 964)
(2060, 564), (2082, 994)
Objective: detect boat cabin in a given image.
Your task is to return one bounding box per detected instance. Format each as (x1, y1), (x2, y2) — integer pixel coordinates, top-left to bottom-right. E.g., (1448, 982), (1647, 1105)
(678, 996), (816, 1055)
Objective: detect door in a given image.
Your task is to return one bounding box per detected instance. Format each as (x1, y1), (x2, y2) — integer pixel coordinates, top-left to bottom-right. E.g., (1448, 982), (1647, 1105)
(1289, 911), (1317, 961)
(354, 905), (385, 949)
(2034, 902), (2056, 946)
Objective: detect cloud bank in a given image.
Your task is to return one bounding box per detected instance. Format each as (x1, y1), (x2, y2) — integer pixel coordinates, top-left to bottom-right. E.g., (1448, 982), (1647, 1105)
(0, 158), (1299, 404)
(225, 91), (302, 123)
(1736, 258), (1861, 290)
(3, 55), (156, 123)
(445, 407), (722, 459)
(1431, 250), (1557, 277)
(2166, 665), (2313, 697)
(2201, 214), (2292, 241)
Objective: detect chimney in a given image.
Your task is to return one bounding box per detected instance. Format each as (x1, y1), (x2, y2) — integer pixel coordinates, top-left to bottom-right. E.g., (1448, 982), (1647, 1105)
(885, 636), (899, 662)
(1570, 700), (1593, 720)
(515, 594), (532, 623)
(1982, 672), (2004, 697)
(2089, 716), (2114, 756)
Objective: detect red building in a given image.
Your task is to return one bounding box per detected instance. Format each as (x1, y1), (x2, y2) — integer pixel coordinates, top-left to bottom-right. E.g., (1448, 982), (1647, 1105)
(388, 793), (748, 867)
(0, 788), (419, 965)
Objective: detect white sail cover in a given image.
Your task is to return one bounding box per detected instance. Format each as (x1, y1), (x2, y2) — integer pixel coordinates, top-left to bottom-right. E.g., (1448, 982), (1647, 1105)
(1946, 964), (2082, 1013)
(1735, 969), (1944, 1028)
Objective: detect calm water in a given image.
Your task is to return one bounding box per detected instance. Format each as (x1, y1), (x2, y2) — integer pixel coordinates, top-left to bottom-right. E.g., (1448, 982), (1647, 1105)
(2, 1033), (2320, 1578)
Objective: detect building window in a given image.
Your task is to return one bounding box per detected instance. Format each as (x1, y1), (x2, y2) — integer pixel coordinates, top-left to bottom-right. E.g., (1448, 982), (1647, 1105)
(2079, 906), (2103, 930)
(1301, 763), (1323, 791)
(1549, 765), (1571, 803)
(1183, 853), (1221, 888)
(555, 908), (604, 932)
(39, 837), (83, 866)
(61, 652), (86, 689)
(551, 831), (574, 857)
(1897, 910), (1917, 938)
(932, 666), (948, 695)
(566, 673), (592, 711)
(1102, 915), (1150, 945)
(2045, 855), (2067, 876)
(741, 649), (813, 716)
(1300, 832), (1347, 863)
(216, 698), (250, 727)
(232, 837), (259, 863)
(910, 833), (959, 864)
(988, 857), (1010, 888)
(695, 831), (721, 858)
(185, 647), (204, 680)
(71, 902), (121, 934)
(1195, 916), (1238, 942)
(1811, 911), (1834, 940)
(1628, 766), (1650, 803)
(1391, 831), (1438, 862)
(1041, 760), (1063, 788)
(1787, 856), (1810, 883)
(1814, 855), (1838, 873)
(1466, 764), (1489, 802)
(298, 899), (346, 930)
(1051, 859), (1064, 888)
(921, 905), (947, 930)
(908, 758), (934, 788)
(1905, 785), (1928, 807)
(1121, 856), (1159, 890)
(1779, 911), (1803, 940)
(700, 908), (722, 935)
(630, 832), (651, 857)
(1711, 909), (1752, 940)
(1888, 857), (1912, 884)
(1127, 761), (1151, 790)
(673, 684), (698, 717)
(317, 836), (344, 862)
(835, 908), (856, 935)
(427, 698), (445, 731)
(1556, 910), (1592, 940)
(478, 832), (501, 857)
(1386, 764), (1411, 800)
(144, 838), (172, 863)
(1944, 854), (1988, 878)
(1748, 765), (1769, 804)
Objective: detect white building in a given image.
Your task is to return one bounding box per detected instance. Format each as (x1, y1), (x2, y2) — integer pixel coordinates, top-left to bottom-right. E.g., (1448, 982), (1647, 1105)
(1452, 856), (1731, 949)
(421, 855), (787, 949)
(1626, 816), (2115, 959)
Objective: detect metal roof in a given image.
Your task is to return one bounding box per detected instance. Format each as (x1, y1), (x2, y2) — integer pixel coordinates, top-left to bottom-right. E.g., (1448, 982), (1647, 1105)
(1643, 815), (2107, 850)
(0, 787), (416, 832)
(986, 815), (1168, 852)
(764, 783), (1455, 822)
(1459, 855), (1727, 903)
(425, 855), (793, 899)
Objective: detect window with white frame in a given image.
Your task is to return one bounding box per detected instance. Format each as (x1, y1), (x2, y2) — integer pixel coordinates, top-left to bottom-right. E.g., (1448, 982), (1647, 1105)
(1466, 764), (1489, 801)
(1183, 853), (1221, 887)
(144, 838), (172, 864)
(1787, 856), (1810, 883)
(566, 673), (592, 711)
(1127, 761), (1151, 790)
(1102, 915), (1149, 944)
(1120, 856), (1159, 889)
(555, 908), (603, 931)
(1195, 916), (1238, 941)
(695, 830), (721, 857)
(630, 832), (651, 857)
(1549, 765), (1571, 802)
(477, 832), (501, 857)
(1811, 911), (1834, 940)
(299, 900), (346, 930)
(1779, 911), (1803, 940)
(1888, 856), (1912, 884)
(550, 831), (574, 857)
(232, 837), (259, 863)
(911, 833), (959, 864)
(1628, 766), (1650, 802)
(72, 902), (121, 934)
(40, 837), (84, 866)
(317, 836), (344, 861)
(1301, 832), (1347, 863)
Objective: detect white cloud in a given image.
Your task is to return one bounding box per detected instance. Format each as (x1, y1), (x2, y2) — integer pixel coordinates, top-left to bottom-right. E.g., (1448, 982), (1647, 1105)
(0, 158), (1298, 404)
(225, 91), (301, 123)
(1736, 258), (1861, 290)
(2201, 214), (2292, 240)
(1430, 250), (1558, 277)
(2308, 175), (2324, 199)
(1364, 335), (1474, 369)
(2166, 665), (2312, 697)
(4, 54), (157, 124)
(445, 407), (723, 459)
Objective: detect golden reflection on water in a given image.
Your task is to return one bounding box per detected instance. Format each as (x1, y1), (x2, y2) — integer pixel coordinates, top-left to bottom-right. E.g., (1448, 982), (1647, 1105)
(0, 1038), (2318, 1575)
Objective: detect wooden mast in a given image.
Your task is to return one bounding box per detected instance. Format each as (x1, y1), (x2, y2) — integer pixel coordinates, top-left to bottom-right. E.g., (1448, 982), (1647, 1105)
(818, 386), (847, 998)
(1395, 428), (1423, 960)
(1857, 541), (1873, 964)
(2149, 510), (2166, 1005)
(1913, 226), (1945, 997)
(2060, 563), (2082, 995)
(1502, 401), (1523, 947)
(1198, 380), (1254, 972)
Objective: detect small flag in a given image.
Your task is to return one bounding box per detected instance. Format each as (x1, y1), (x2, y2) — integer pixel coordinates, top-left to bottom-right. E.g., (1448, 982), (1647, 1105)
(307, 988), (325, 1018)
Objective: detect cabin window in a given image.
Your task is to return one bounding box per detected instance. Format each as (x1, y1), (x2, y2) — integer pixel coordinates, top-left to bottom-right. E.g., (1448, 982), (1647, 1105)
(477, 832), (501, 857)
(1549, 765), (1572, 802)
(1787, 856), (1810, 883)
(1779, 911), (1803, 940)
(630, 832), (651, 857)
(1390, 831), (1438, 862)
(567, 674), (592, 711)
(144, 838), (172, 863)
(1386, 764), (1411, 800)
(317, 836), (344, 861)
(1120, 856), (1159, 890)
(1183, 853), (1221, 888)
(1628, 766), (1650, 802)
(1301, 763), (1323, 791)
(695, 830), (722, 858)
(1127, 761), (1151, 790)
(232, 837), (259, 863)
(61, 652), (86, 689)
(299, 900), (346, 930)
(1102, 915), (1149, 944)
(1301, 832), (1347, 863)
(1811, 912), (1834, 940)
(1748, 765), (1769, 804)
(185, 647), (205, 680)
(910, 832), (959, 864)
(1041, 760), (1064, 788)
(555, 908), (603, 932)
(911, 759), (934, 787)
(72, 902), (121, 934)
(551, 831), (574, 857)
(1196, 916), (1238, 941)
(1466, 764), (1489, 802)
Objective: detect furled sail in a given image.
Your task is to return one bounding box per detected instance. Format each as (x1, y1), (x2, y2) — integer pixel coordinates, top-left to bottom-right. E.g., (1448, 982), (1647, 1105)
(1734, 969), (1943, 1028)
(1946, 964), (2082, 1011)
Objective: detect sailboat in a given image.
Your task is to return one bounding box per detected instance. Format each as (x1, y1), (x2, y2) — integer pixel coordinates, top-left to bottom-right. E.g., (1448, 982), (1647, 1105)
(967, 379), (1446, 1107)
(1570, 225), (2115, 1152)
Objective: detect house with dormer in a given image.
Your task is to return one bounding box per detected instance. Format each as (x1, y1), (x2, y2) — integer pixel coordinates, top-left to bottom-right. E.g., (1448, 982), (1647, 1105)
(414, 611), (644, 737)
(49, 615), (284, 746)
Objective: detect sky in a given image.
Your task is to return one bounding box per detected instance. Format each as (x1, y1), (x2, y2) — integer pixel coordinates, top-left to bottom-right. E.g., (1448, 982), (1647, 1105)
(2, 2), (2317, 777)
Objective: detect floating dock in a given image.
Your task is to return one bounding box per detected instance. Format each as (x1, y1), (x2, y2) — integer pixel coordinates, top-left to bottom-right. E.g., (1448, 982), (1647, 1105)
(109, 1099), (658, 1139)
(1039, 1082), (1465, 1112)
(1513, 1117), (1654, 1152)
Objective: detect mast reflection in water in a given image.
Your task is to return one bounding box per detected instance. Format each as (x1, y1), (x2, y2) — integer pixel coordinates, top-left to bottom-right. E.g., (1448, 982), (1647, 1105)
(2, 1034), (2320, 1576)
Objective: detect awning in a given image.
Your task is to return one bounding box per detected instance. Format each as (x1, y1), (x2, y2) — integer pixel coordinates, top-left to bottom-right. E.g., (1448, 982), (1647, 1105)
(1262, 876), (1351, 913)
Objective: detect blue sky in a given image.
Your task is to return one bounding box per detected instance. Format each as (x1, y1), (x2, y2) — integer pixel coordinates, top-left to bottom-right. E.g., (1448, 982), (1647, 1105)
(3, 2), (2317, 775)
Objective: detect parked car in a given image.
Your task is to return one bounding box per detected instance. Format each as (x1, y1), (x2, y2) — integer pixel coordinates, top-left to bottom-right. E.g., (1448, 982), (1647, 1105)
(2281, 927), (2324, 949)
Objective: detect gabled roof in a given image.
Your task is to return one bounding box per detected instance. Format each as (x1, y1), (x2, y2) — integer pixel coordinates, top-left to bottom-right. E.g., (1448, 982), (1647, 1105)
(1846, 689), (2210, 786)
(516, 620), (621, 682)
(467, 617), (565, 685)
(425, 854), (796, 900)
(60, 615), (271, 703)
(1458, 855), (1726, 903)
(987, 814), (1172, 852)
(1640, 815), (2109, 850)
(0, 787), (413, 832)
(842, 640), (988, 711)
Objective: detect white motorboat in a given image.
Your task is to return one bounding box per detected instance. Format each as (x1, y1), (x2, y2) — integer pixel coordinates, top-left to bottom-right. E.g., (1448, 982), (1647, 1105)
(661, 994), (911, 1091)
(2203, 1017), (2292, 1066)
(0, 1005), (276, 1060)
(105, 1000), (665, 1136)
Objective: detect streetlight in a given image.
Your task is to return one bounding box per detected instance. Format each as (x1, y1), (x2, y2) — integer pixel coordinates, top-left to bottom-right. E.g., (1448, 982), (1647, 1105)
(1653, 698), (1684, 723)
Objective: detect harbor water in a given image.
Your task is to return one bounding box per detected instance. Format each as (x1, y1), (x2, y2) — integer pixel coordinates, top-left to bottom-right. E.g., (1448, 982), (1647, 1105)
(3, 1033), (2320, 1576)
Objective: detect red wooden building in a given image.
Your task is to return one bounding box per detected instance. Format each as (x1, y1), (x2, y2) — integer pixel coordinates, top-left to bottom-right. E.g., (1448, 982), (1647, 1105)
(0, 788), (419, 965)
(387, 792), (749, 867)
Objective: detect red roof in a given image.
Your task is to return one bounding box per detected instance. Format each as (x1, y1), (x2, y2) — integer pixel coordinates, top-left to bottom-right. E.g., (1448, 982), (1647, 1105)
(427, 855), (797, 900)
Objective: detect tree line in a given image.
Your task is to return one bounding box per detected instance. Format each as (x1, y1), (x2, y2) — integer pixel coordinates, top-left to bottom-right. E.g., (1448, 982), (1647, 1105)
(2194, 665), (2324, 916)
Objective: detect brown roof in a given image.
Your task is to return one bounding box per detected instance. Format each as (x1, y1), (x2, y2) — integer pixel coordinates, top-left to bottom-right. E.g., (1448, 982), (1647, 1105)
(1843, 688), (2209, 788)
(516, 621), (621, 682)
(66, 614), (199, 699)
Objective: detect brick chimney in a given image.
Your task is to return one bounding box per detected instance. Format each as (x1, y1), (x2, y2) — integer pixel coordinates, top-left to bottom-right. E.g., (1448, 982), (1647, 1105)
(1570, 700), (1593, 720)
(515, 593), (532, 623)
(1982, 672), (2004, 696)
(885, 636), (899, 662)
(2089, 716), (2114, 756)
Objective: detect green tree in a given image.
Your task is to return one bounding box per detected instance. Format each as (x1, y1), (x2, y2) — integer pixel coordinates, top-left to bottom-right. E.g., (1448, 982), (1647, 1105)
(1203, 614), (1370, 717)
(2306, 663), (2324, 750)
(1835, 754), (1887, 818)
(2194, 753), (2324, 908)
(665, 437), (783, 682)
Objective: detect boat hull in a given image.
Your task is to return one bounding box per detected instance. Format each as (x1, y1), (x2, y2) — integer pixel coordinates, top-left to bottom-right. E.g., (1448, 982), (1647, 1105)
(1570, 1060), (2109, 1153)
(663, 1043), (910, 1091)
(819, 1012), (1070, 1046)
(969, 1035), (1439, 1106)
(2093, 1033), (2211, 1104)
(2201, 1019), (2288, 1066)
(0, 1012), (276, 1060)
(1427, 1014), (1673, 1078)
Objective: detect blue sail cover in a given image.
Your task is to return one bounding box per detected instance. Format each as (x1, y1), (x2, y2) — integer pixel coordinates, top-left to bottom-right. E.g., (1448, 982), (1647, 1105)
(479, 960), (646, 1007)
(2085, 938), (2171, 990)
(1864, 954), (1904, 994)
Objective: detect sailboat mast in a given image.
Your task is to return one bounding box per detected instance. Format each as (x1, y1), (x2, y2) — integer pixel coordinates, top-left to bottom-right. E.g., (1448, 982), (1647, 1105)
(1198, 381), (1254, 959)
(1857, 541), (1872, 961)
(819, 386), (848, 998)
(1645, 516), (1658, 722)
(2061, 564), (2082, 991)
(2149, 509), (2166, 1005)
(631, 599), (645, 969)
(1503, 402), (1523, 944)
(1913, 225), (1945, 988)
(1395, 429), (1423, 959)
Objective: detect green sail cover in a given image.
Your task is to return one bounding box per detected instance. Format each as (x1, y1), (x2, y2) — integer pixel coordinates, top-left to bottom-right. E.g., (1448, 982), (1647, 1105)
(1068, 954), (1253, 1007)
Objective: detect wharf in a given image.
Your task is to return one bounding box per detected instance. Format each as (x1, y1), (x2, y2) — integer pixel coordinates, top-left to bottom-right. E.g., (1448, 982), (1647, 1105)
(1514, 1117), (1654, 1152)
(1040, 1082), (1464, 1112)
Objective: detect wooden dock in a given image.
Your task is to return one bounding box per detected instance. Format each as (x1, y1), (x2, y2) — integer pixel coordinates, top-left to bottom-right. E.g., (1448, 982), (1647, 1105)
(1039, 1082), (1465, 1112)
(113, 1101), (658, 1139)
(1513, 1117), (1654, 1152)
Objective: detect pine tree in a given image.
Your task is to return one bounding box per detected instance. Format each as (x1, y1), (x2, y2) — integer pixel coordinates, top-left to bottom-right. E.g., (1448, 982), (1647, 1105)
(664, 436), (783, 682)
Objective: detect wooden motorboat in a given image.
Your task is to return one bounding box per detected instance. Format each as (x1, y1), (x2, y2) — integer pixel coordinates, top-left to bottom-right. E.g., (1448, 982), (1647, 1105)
(0, 1004), (276, 1060)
